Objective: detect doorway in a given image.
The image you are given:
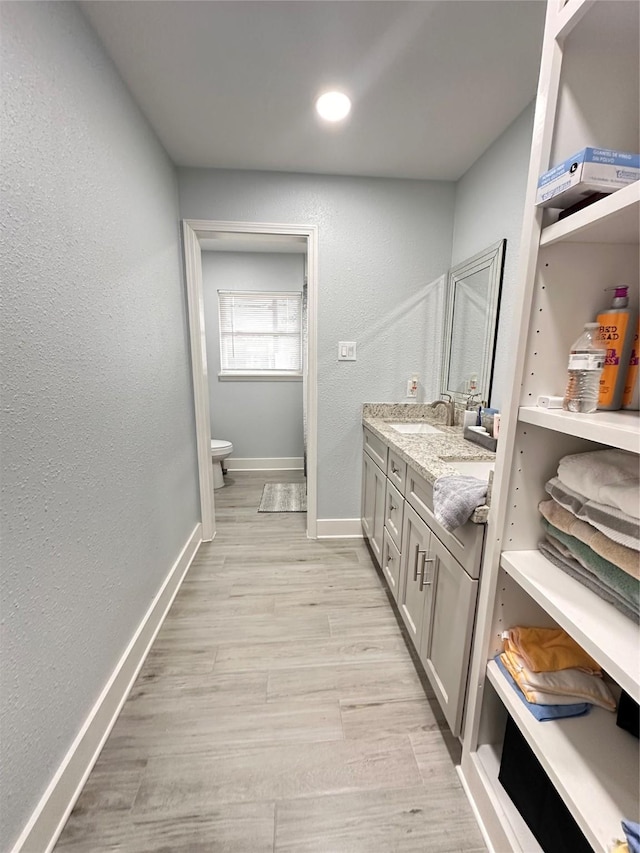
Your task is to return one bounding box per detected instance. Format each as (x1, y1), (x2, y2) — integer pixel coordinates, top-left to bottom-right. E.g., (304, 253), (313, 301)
(182, 219), (318, 540)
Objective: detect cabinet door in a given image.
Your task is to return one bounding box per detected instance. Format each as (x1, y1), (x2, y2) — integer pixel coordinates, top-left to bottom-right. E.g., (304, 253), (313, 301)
(361, 451), (385, 566)
(381, 529), (401, 602)
(384, 479), (404, 550)
(419, 533), (478, 737)
(398, 503), (432, 648)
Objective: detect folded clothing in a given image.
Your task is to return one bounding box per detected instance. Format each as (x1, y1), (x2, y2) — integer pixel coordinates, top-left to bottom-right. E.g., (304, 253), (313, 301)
(494, 656), (590, 721)
(542, 519), (640, 615)
(557, 448), (640, 519)
(623, 820), (640, 853)
(546, 477), (640, 552)
(432, 475), (487, 532)
(500, 650), (616, 710)
(539, 498), (639, 579)
(502, 626), (600, 674)
(540, 539), (639, 624)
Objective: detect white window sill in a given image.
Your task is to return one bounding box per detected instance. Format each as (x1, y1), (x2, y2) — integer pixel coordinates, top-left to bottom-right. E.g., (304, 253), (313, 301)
(218, 372), (303, 382)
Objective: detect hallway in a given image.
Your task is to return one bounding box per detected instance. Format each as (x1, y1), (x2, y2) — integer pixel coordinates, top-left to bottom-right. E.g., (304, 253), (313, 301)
(55, 472), (486, 852)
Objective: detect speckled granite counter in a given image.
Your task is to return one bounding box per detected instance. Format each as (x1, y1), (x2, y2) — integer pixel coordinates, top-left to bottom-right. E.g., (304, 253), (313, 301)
(362, 403), (495, 524)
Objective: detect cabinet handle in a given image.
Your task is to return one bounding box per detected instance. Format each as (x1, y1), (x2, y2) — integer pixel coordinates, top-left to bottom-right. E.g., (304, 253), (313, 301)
(419, 555), (434, 591)
(391, 463), (398, 474)
(414, 544), (425, 581)
(389, 502), (396, 512)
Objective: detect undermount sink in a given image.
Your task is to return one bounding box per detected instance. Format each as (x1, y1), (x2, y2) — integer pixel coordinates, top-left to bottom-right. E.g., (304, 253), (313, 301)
(448, 460), (495, 480)
(388, 422), (443, 435)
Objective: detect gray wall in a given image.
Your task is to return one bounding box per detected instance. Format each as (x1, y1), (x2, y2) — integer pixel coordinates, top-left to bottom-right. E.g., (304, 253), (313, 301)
(0, 3), (199, 847)
(451, 102), (536, 408)
(179, 169), (456, 518)
(202, 251), (305, 459)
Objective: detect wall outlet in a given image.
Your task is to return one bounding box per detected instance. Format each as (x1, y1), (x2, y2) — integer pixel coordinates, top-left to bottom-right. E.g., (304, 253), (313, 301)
(406, 379), (417, 398)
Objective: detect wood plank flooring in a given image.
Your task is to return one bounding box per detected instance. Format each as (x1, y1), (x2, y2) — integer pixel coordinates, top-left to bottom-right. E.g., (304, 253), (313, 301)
(55, 471), (486, 852)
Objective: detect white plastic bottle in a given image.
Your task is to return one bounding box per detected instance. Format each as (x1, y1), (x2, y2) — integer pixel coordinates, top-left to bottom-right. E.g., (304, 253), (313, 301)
(562, 322), (606, 414)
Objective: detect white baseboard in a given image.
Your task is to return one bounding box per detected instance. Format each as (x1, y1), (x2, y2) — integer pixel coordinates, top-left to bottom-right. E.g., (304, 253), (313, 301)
(226, 457), (304, 471)
(11, 523), (202, 853)
(316, 518), (364, 538)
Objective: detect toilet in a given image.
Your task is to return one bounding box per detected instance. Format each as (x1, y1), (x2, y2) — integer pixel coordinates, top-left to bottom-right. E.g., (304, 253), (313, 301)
(210, 439), (233, 489)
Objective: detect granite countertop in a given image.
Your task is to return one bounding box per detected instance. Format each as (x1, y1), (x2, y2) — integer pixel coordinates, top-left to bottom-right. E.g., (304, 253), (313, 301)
(362, 403), (496, 524)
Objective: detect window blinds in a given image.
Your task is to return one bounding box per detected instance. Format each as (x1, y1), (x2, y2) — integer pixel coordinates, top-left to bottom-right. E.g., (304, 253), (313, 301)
(218, 290), (303, 374)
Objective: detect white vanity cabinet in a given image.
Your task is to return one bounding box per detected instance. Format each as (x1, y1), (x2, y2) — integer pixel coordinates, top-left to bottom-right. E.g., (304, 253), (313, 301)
(398, 502), (479, 736)
(362, 424), (485, 737)
(361, 448), (386, 565)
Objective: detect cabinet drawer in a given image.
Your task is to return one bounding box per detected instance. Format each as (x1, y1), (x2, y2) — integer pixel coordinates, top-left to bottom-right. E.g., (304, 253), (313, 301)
(387, 449), (407, 494)
(382, 529), (401, 602)
(406, 466), (485, 579)
(384, 480), (404, 550)
(363, 426), (388, 472)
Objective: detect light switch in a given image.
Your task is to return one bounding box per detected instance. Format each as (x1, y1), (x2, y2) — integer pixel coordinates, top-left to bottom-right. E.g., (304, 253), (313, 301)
(338, 341), (356, 361)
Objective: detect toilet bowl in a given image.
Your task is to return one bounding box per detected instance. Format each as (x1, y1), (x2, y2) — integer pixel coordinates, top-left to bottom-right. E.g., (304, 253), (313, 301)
(210, 439), (233, 489)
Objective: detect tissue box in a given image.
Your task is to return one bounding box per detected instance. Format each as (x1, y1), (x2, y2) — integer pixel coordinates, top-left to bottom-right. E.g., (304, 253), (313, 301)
(536, 148), (640, 208)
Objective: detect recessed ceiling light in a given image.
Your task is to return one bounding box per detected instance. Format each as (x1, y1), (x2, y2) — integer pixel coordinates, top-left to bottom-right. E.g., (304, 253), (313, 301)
(315, 91), (351, 122)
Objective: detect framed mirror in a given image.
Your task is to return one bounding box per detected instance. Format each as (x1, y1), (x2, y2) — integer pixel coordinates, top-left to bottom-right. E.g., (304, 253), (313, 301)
(441, 239), (505, 404)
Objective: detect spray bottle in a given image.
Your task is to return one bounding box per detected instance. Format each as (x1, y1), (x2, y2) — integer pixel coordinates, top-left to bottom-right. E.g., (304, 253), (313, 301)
(597, 286), (636, 411)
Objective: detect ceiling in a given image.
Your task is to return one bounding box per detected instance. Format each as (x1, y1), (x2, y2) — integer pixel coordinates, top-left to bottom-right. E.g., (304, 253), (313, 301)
(81, 1), (545, 182)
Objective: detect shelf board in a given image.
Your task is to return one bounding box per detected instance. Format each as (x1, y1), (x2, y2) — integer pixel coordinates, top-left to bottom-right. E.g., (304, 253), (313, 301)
(500, 550), (640, 702)
(487, 660), (639, 853)
(518, 406), (640, 453)
(539, 181), (640, 246)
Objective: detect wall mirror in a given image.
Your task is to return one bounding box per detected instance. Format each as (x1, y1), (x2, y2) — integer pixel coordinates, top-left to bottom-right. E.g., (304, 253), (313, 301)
(440, 239), (505, 404)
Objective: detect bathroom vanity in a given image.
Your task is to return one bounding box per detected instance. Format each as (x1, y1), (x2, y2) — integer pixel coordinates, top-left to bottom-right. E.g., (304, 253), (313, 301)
(361, 403), (495, 736)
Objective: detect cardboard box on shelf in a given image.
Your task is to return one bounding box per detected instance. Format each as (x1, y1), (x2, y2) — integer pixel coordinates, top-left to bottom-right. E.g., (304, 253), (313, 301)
(536, 148), (639, 209)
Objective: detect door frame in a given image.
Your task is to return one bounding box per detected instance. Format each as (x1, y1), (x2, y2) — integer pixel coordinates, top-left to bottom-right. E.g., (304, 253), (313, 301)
(182, 219), (319, 540)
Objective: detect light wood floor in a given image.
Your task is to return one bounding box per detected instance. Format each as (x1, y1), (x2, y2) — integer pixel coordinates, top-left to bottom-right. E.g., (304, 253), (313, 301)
(55, 471), (487, 852)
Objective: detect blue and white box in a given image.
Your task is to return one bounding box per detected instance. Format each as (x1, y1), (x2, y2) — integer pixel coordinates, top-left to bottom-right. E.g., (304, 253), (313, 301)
(536, 148), (640, 208)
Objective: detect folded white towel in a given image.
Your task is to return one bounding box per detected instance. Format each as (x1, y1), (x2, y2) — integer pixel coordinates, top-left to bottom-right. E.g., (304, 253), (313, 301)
(433, 475), (487, 532)
(558, 449), (640, 520)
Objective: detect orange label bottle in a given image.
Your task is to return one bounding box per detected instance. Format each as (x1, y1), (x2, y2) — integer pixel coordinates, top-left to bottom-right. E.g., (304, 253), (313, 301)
(622, 320), (639, 409)
(597, 286), (634, 411)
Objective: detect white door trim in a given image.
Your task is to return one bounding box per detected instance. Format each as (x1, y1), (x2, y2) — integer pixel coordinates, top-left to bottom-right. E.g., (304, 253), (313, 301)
(182, 219), (319, 539)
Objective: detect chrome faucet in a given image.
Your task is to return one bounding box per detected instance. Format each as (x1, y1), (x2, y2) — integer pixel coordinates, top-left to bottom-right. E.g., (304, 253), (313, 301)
(429, 396), (456, 426)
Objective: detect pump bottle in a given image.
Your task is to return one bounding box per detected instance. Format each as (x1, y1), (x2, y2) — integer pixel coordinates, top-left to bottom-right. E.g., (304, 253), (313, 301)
(597, 286), (636, 411)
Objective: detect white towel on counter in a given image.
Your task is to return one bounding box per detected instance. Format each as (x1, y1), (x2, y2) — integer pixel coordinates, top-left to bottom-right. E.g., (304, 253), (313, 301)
(557, 449), (640, 519)
(433, 476), (487, 532)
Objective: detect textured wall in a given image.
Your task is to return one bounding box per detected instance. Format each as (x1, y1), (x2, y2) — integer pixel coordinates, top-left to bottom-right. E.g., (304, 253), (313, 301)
(202, 251), (305, 458)
(0, 3), (199, 847)
(451, 102), (536, 408)
(179, 169), (456, 519)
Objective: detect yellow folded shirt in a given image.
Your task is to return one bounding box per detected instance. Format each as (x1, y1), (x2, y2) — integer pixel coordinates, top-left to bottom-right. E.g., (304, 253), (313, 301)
(500, 650), (616, 711)
(611, 843), (629, 853)
(504, 626), (600, 674)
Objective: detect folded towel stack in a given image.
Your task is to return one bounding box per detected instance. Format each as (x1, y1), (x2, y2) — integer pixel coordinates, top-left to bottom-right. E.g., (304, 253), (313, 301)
(496, 627), (616, 720)
(538, 449), (640, 622)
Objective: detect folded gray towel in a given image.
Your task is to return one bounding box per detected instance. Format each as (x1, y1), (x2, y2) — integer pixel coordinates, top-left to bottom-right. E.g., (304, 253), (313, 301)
(433, 475), (487, 532)
(539, 539), (638, 624)
(546, 477), (640, 552)
(541, 520), (639, 612)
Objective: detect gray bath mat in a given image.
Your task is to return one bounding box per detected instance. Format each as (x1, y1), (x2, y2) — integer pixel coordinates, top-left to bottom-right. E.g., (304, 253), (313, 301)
(258, 483), (307, 512)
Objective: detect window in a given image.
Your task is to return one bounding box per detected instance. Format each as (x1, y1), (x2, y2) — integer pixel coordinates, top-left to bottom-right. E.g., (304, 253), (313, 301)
(218, 290), (303, 378)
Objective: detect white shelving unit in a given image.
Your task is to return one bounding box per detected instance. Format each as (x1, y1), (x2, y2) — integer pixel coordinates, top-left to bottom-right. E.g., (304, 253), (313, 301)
(459, 1), (640, 851)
